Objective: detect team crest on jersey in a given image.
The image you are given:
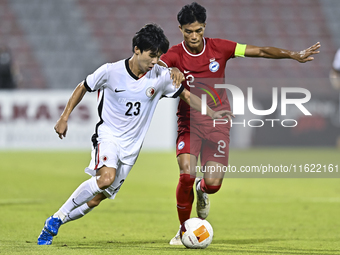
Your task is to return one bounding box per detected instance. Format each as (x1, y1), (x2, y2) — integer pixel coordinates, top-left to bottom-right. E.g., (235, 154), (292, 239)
(146, 87), (155, 98)
(101, 155), (109, 162)
(209, 61), (219, 72)
(178, 141), (185, 150)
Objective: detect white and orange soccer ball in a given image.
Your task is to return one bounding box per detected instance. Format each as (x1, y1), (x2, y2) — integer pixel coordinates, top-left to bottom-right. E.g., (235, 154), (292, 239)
(180, 218), (213, 249)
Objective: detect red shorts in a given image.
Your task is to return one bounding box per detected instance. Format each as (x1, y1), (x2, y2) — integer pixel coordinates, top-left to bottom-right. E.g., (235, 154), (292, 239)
(176, 125), (230, 166)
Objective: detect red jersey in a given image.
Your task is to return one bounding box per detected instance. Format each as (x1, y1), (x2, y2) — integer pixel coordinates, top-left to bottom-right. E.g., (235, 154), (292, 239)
(160, 37), (236, 130)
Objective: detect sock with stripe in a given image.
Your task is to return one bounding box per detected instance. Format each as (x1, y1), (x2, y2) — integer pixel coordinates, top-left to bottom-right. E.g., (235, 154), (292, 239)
(62, 203), (93, 224)
(54, 177), (102, 220)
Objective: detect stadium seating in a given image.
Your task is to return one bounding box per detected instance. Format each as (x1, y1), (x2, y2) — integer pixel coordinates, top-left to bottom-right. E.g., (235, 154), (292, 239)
(7, 0), (104, 89)
(0, 0), (46, 89)
(1, 0), (339, 93)
(75, 0), (337, 96)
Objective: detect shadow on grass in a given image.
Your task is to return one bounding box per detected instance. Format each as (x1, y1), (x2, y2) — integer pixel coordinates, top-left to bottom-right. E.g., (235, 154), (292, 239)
(46, 238), (339, 255)
(2, 238), (339, 255)
(0, 199), (44, 205)
(213, 238), (280, 245)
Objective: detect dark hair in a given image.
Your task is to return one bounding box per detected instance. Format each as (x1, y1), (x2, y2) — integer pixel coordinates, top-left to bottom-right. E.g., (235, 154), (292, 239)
(177, 2), (206, 26)
(132, 24), (169, 55)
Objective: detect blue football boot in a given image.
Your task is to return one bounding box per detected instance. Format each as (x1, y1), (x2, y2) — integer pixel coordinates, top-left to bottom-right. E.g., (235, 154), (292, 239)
(37, 216), (63, 245)
(37, 229), (53, 245)
(43, 216), (63, 235)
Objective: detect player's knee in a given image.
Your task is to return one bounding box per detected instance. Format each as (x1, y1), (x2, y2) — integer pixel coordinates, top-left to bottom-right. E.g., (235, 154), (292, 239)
(178, 160), (191, 174)
(177, 154), (197, 175)
(202, 178), (222, 194)
(204, 178), (222, 187)
(97, 169), (115, 189)
(98, 175), (114, 189)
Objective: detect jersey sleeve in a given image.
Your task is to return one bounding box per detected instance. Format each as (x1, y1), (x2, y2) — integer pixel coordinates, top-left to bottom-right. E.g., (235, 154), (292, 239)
(84, 63), (108, 92)
(212, 38), (238, 60)
(159, 67), (184, 98)
(160, 46), (179, 68)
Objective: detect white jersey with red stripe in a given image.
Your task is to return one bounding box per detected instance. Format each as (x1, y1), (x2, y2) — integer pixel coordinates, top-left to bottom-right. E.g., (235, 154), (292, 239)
(84, 58), (183, 165)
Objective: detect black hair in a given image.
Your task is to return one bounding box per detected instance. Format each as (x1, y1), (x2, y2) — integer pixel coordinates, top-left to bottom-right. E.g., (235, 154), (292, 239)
(177, 2), (206, 26)
(132, 24), (169, 55)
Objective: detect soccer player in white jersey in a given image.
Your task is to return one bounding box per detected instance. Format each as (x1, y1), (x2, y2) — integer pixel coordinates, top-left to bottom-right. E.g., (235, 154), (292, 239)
(37, 24), (234, 245)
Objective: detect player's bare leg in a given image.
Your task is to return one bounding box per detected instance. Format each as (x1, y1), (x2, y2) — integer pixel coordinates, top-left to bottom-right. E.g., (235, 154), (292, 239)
(169, 153), (197, 245)
(196, 161), (225, 219)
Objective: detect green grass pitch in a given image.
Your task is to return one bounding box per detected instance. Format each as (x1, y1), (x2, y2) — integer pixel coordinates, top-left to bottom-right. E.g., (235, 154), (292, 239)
(0, 149), (339, 254)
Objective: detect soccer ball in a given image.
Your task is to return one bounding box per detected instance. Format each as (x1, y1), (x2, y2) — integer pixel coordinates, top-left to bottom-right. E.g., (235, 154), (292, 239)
(180, 218), (213, 249)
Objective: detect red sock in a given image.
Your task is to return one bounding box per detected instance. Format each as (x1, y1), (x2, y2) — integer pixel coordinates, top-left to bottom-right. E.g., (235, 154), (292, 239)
(176, 173), (195, 225)
(200, 178), (221, 194)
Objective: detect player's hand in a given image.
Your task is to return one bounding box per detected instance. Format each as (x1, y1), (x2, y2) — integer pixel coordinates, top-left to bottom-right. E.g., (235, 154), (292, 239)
(170, 67), (185, 88)
(292, 42), (321, 63)
(54, 118), (68, 139)
(212, 110), (235, 123)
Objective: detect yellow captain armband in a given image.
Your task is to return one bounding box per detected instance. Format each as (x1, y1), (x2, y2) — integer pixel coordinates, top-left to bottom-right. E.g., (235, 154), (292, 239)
(235, 43), (247, 57)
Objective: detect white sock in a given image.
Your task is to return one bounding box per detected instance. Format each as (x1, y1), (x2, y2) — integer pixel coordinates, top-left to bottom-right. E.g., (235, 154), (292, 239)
(58, 177), (102, 216)
(53, 210), (67, 222)
(62, 203), (93, 224)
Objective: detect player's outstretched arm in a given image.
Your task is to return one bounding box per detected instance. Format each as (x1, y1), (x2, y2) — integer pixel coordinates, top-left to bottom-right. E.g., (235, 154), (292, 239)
(54, 81), (87, 139)
(179, 88), (234, 122)
(244, 42), (321, 63)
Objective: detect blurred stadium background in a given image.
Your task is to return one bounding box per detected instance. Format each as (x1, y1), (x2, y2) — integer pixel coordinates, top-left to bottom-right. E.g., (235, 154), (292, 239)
(1, 0), (340, 150)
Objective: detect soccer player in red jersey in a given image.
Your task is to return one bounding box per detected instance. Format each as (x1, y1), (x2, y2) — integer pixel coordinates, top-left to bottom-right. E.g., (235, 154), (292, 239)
(159, 2), (321, 245)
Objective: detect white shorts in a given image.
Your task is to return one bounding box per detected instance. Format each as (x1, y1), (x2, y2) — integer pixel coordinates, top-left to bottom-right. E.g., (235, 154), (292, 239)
(85, 141), (133, 199)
